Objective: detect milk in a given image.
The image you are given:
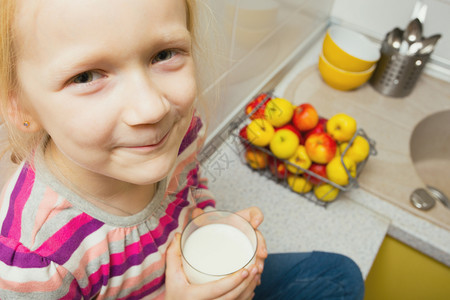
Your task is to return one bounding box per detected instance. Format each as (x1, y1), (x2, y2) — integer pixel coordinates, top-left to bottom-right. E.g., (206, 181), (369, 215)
(182, 223), (256, 284)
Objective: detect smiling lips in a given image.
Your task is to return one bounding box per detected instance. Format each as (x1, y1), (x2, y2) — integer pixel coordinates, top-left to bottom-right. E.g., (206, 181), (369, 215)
(125, 130), (171, 151)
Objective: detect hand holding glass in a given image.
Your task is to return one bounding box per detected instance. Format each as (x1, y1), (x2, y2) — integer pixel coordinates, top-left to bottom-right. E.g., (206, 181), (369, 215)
(180, 210), (258, 284)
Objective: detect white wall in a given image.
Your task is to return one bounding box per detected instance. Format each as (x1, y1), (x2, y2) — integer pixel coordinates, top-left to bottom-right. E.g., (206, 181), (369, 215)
(197, 0), (334, 138)
(331, 0), (450, 66)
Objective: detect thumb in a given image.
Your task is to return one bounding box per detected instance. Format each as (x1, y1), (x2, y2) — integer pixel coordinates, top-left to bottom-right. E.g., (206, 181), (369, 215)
(166, 233), (185, 281)
(191, 208), (204, 219)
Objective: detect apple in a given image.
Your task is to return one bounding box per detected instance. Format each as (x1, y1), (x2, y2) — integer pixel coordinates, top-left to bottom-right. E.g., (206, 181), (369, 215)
(306, 163), (327, 185)
(326, 113), (357, 142)
(238, 125), (251, 149)
(286, 145), (312, 174)
(246, 119), (275, 147)
(287, 175), (313, 194)
(326, 156), (357, 186)
(269, 129), (299, 159)
(264, 98), (294, 127)
(339, 136), (370, 163)
(245, 93), (270, 120)
(268, 156), (289, 179)
(292, 103), (319, 132)
(304, 117), (328, 140)
(314, 183), (340, 202)
(239, 125), (248, 140)
(276, 124), (304, 145)
(305, 132), (337, 164)
(245, 149), (268, 169)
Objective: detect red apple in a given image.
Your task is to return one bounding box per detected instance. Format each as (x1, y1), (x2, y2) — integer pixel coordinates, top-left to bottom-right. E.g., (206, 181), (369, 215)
(292, 103), (319, 132)
(304, 118), (328, 140)
(238, 125), (252, 150)
(239, 125), (248, 140)
(306, 163), (328, 185)
(245, 93), (271, 120)
(275, 124), (304, 145)
(305, 132), (337, 164)
(268, 156), (289, 179)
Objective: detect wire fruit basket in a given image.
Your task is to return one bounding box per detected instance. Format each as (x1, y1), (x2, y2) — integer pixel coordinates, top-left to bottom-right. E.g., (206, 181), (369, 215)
(230, 92), (377, 207)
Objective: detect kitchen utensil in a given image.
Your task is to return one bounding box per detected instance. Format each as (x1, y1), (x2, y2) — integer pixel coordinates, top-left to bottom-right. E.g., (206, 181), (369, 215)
(403, 18), (422, 44)
(322, 26), (380, 72)
(385, 27), (403, 50)
(411, 0), (428, 23)
(410, 188), (435, 211)
(370, 50), (430, 97)
(318, 52), (375, 91)
(407, 41), (423, 55)
(399, 40), (410, 55)
(427, 186), (450, 209)
(419, 34), (442, 55)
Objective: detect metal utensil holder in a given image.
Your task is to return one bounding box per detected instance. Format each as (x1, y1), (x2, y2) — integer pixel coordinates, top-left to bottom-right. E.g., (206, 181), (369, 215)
(370, 48), (430, 97)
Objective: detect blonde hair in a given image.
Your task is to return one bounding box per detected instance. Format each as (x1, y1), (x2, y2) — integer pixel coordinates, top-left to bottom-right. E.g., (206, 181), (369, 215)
(0, 0), (206, 164)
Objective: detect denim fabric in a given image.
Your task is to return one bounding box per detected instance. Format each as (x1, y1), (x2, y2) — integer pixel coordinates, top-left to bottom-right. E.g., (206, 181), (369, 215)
(253, 251), (365, 300)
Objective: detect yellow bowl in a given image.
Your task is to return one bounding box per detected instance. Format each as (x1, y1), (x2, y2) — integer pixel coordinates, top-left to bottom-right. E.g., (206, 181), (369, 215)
(323, 26), (380, 72)
(318, 53), (375, 91)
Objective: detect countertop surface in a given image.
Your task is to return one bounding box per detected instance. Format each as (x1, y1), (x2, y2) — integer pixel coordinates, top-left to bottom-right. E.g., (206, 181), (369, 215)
(202, 38), (450, 278)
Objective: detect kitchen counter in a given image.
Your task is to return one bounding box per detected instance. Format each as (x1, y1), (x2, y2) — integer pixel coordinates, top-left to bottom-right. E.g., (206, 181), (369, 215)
(201, 37), (450, 278)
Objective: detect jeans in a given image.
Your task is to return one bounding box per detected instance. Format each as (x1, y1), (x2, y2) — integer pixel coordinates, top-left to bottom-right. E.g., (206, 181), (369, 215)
(253, 251), (365, 300)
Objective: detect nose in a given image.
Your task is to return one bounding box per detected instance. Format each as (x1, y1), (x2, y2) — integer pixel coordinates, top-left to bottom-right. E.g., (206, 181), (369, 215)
(121, 72), (171, 126)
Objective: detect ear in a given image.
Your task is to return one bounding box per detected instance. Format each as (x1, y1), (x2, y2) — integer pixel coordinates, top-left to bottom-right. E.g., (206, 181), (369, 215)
(7, 95), (42, 133)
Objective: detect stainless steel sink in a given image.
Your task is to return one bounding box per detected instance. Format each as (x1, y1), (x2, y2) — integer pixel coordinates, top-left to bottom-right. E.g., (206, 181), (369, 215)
(410, 110), (450, 199)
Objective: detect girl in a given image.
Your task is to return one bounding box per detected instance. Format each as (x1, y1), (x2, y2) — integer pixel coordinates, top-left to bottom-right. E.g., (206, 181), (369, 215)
(0, 0), (364, 299)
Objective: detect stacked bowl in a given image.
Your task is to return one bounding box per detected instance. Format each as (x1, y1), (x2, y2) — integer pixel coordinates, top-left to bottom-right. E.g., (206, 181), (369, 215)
(319, 26), (380, 91)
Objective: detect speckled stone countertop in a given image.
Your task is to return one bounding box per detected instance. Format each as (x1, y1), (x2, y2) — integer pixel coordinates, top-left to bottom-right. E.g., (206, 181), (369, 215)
(201, 39), (450, 278)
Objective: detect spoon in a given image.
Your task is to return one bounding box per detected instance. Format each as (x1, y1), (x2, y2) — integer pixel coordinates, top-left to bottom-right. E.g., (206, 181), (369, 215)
(427, 185), (450, 209)
(388, 27), (403, 50)
(419, 34), (442, 55)
(403, 18), (423, 44)
(407, 41), (423, 55)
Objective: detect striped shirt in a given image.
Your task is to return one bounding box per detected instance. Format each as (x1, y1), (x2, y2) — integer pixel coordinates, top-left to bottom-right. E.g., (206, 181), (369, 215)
(0, 115), (215, 299)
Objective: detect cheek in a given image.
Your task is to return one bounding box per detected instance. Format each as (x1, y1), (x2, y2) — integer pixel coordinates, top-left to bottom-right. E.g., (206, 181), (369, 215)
(160, 63), (197, 112)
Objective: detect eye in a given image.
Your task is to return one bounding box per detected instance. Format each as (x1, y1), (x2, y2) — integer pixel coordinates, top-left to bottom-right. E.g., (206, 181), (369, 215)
(152, 49), (176, 64)
(72, 71), (103, 84)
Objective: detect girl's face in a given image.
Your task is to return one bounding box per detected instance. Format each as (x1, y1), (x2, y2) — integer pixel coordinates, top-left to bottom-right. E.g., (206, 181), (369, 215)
(14, 0), (197, 186)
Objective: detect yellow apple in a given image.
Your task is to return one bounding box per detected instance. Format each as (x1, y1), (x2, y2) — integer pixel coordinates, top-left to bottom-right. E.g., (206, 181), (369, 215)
(245, 148), (268, 169)
(264, 98), (294, 127)
(287, 175), (313, 194)
(340, 136), (370, 163)
(326, 113), (357, 142)
(326, 156), (357, 186)
(246, 119), (275, 147)
(286, 145), (312, 174)
(314, 183), (340, 202)
(270, 129), (299, 159)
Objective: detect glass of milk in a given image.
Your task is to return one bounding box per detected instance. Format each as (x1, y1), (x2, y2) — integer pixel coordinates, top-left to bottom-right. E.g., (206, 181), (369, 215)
(181, 210), (258, 284)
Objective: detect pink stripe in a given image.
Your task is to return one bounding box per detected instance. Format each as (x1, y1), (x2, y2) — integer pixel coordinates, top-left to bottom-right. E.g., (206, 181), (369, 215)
(110, 232), (155, 266)
(110, 198), (187, 266)
(82, 263), (110, 295)
(74, 229), (126, 278)
(36, 213), (93, 256)
(31, 187), (62, 247)
(8, 167), (35, 239)
(118, 275), (165, 300)
(100, 257), (165, 299)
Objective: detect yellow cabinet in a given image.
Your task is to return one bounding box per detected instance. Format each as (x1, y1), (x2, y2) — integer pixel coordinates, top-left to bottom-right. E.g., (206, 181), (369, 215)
(364, 235), (450, 300)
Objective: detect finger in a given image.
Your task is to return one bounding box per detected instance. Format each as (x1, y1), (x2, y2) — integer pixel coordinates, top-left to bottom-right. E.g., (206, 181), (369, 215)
(255, 230), (267, 273)
(215, 265), (258, 300)
(165, 233), (188, 284)
(191, 208), (204, 219)
(237, 207), (264, 228)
